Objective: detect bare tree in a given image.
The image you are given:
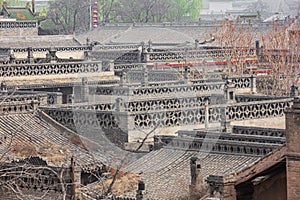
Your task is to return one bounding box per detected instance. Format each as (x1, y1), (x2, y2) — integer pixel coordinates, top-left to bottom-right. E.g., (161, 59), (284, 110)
(98, 0), (118, 23)
(212, 20), (256, 76)
(0, 163), (70, 200)
(151, 0), (173, 22)
(47, 0), (90, 34)
(117, 0), (202, 23)
(260, 21), (300, 96)
(117, 0), (157, 23)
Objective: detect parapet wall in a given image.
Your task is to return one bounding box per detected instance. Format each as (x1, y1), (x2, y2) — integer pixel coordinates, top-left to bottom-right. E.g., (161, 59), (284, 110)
(41, 96), (293, 143)
(0, 20), (38, 37)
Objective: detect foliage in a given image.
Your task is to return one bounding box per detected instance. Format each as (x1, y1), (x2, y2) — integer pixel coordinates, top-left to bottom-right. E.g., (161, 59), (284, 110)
(116, 0), (202, 23)
(45, 0), (203, 30)
(37, 6), (48, 17)
(169, 0), (202, 22)
(3, 0), (24, 7)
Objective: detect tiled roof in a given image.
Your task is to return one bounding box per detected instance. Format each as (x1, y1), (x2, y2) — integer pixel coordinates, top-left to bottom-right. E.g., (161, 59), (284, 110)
(73, 126), (141, 166)
(223, 145), (287, 184)
(77, 24), (269, 46)
(108, 27), (195, 44)
(76, 26), (130, 44)
(0, 111), (109, 169)
(12, 156), (48, 166)
(125, 125), (287, 199)
(77, 26), (201, 45)
(0, 35), (80, 48)
(3, 7), (36, 20)
(126, 148), (259, 199)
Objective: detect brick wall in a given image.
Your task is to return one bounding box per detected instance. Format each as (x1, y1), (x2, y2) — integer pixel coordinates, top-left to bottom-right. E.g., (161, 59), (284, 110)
(286, 159), (300, 200)
(252, 169), (286, 200)
(285, 99), (300, 200)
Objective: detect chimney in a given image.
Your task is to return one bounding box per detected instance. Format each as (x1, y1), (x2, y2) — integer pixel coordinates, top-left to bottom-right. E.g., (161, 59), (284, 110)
(190, 157), (200, 186)
(190, 157), (204, 200)
(81, 77), (89, 103)
(0, 81), (7, 95)
(70, 156), (81, 199)
(255, 40), (260, 57)
(286, 98), (300, 155)
(70, 156), (76, 199)
(195, 39), (199, 49)
(184, 65), (189, 83)
(136, 181), (145, 200)
(141, 68), (148, 86)
(119, 71), (127, 87)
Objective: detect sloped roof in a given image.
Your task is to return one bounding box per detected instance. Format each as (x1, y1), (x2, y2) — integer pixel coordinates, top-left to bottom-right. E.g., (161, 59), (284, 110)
(0, 111), (106, 169)
(263, 13), (288, 22)
(263, 0), (299, 16)
(77, 23), (270, 47)
(125, 125), (287, 199)
(109, 27), (195, 44)
(223, 145), (287, 184)
(0, 35), (80, 48)
(77, 26), (197, 45)
(2, 6), (36, 20)
(76, 25), (131, 44)
(126, 148), (259, 199)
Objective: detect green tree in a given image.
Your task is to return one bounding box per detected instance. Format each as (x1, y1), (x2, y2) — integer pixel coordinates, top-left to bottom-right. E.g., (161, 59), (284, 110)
(4, 0), (23, 7)
(117, 0), (202, 23)
(169, 0), (202, 22)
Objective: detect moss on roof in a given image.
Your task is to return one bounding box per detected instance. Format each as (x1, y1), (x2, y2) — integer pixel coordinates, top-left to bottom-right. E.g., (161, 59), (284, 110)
(5, 7), (36, 20)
